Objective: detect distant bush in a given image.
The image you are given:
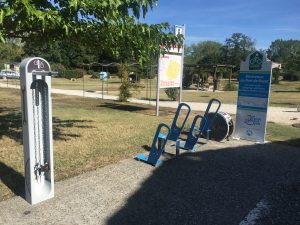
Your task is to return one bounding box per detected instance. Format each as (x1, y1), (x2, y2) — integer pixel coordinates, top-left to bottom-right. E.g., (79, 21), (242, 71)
(182, 68), (193, 88)
(73, 68), (86, 78)
(223, 83), (238, 91)
(283, 71), (300, 81)
(165, 88), (179, 101)
(51, 63), (66, 76)
(61, 69), (84, 79)
(119, 82), (131, 101)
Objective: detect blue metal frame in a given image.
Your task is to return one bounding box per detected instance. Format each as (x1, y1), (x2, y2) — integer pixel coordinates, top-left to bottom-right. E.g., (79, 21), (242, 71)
(181, 115), (207, 151)
(159, 103), (191, 141)
(202, 98), (221, 132)
(135, 123), (170, 167)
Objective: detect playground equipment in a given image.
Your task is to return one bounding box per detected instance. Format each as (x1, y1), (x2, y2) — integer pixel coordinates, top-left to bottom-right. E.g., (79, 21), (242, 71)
(159, 103), (191, 141)
(207, 112), (234, 142)
(135, 123), (170, 166)
(20, 57), (56, 205)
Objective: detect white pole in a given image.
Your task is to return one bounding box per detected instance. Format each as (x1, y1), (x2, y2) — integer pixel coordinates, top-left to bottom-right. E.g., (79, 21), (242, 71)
(179, 24), (185, 105)
(156, 63), (160, 116)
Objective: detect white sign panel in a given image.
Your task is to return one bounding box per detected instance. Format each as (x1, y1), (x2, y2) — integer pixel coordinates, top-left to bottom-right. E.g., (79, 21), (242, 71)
(235, 51), (272, 143)
(159, 53), (182, 88)
(158, 25), (184, 89)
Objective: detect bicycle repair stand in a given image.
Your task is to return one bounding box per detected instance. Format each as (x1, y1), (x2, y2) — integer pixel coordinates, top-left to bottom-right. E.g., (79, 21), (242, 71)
(20, 57), (57, 205)
(135, 123), (170, 167)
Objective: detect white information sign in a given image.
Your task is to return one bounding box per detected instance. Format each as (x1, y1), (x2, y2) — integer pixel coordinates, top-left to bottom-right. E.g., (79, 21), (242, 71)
(156, 25), (185, 116)
(158, 53), (182, 88)
(235, 51), (273, 143)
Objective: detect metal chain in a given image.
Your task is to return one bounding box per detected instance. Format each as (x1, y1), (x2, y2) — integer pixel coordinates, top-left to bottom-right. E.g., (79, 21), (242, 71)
(32, 82), (38, 165)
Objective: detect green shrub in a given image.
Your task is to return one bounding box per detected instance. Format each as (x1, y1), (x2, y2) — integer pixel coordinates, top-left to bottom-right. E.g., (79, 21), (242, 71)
(165, 88), (179, 101)
(51, 63), (66, 76)
(73, 68), (86, 78)
(61, 69), (83, 79)
(182, 68), (193, 88)
(119, 82), (131, 101)
(87, 70), (94, 75)
(223, 83), (238, 91)
(283, 71), (300, 81)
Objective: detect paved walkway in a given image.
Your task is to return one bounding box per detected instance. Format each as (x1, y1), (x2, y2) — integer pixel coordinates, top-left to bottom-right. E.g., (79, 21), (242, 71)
(0, 140), (299, 225)
(1, 82), (299, 125)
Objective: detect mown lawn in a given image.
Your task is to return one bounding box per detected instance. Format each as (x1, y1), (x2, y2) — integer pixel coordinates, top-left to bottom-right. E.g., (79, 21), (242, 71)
(1, 78), (299, 107)
(0, 87), (299, 201)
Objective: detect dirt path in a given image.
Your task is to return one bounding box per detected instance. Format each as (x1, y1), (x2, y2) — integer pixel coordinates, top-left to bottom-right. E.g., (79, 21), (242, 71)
(1, 83), (299, 125)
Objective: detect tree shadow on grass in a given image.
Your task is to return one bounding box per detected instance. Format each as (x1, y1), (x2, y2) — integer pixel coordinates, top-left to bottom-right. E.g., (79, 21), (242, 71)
(0, 107), (96, 143)
(0, 161), (25, 199)
(98, 102), (150, 112)
(107, 139), (300, 225)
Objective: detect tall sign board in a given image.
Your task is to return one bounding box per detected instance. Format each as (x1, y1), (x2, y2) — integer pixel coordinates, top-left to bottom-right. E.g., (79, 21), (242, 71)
(235, 51), (272, 143)
(156, 25), (185, 116)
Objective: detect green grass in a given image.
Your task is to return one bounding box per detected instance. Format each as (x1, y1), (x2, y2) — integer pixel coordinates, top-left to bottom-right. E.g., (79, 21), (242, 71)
(266, 122), (300, 147)
(1, 78), (299, 107)
(0, 87), (299, 201)
(0, 88), (174, 201)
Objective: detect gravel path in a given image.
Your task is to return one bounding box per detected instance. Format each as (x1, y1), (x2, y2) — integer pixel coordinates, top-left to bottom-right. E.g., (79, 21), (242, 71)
(1, 83), (299, 125)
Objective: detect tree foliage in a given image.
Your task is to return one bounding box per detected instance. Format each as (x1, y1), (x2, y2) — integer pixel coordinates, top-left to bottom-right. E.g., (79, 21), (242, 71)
(0, 39), (23, 64)
(185, 41), (223, 65)
(0, 0), (182, 64)
(267, 39), (300, 80)
(223, 33), (255, 68)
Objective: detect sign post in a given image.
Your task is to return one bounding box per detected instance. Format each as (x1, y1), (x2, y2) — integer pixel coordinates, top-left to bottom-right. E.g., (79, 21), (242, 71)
(234, 51), (272, 143)
(156, 25), (185, 116)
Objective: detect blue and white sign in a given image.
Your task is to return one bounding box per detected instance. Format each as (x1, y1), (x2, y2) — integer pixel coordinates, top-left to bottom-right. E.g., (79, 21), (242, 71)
(235, 51), (273, 143)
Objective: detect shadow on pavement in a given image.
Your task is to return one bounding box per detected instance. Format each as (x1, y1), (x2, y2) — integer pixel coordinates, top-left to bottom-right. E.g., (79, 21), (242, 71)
(107, 139), (300, 225)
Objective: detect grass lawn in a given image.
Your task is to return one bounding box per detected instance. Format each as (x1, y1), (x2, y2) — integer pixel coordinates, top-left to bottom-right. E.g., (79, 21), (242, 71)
(0, 87), (299, 201)
(1, 78), (300, 107)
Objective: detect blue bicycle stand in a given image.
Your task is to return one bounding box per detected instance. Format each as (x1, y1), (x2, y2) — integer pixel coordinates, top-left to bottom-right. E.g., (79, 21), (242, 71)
(135, 123), (170, 167)
(159, 103), (191, 141)
(180, 115), (207, 151)
(179, 98), (221, 151)
(194, 98), (221, 138)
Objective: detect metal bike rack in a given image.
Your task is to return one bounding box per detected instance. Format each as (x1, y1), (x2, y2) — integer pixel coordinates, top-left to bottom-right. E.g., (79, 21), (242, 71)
(20, 57), (57, 204)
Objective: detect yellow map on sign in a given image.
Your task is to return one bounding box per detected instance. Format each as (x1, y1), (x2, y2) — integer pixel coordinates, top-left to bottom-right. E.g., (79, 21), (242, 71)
(166, 60), (180, 80)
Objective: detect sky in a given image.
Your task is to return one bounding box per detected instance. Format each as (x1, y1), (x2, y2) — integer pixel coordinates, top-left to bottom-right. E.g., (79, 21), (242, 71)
(140, 0), (300, 49)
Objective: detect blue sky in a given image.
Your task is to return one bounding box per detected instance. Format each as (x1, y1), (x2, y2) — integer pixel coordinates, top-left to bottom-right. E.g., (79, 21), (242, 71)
(141, 0), (300, 49)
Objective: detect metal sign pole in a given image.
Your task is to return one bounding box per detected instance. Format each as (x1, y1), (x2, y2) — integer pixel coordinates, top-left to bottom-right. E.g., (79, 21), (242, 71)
(179, 24), (185, 105)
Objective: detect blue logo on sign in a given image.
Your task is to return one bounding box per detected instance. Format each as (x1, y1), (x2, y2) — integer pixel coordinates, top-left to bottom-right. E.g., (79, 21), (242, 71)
(245, 115), (261, 126)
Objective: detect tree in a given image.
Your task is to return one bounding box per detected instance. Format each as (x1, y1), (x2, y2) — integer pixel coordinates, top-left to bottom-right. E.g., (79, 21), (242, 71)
(0, 40), (23, 64)
(267, 39), (300, 81)
(223, 33), (256, 68)
(185, 41), (223, 65)
(0, 1), (181, 65)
